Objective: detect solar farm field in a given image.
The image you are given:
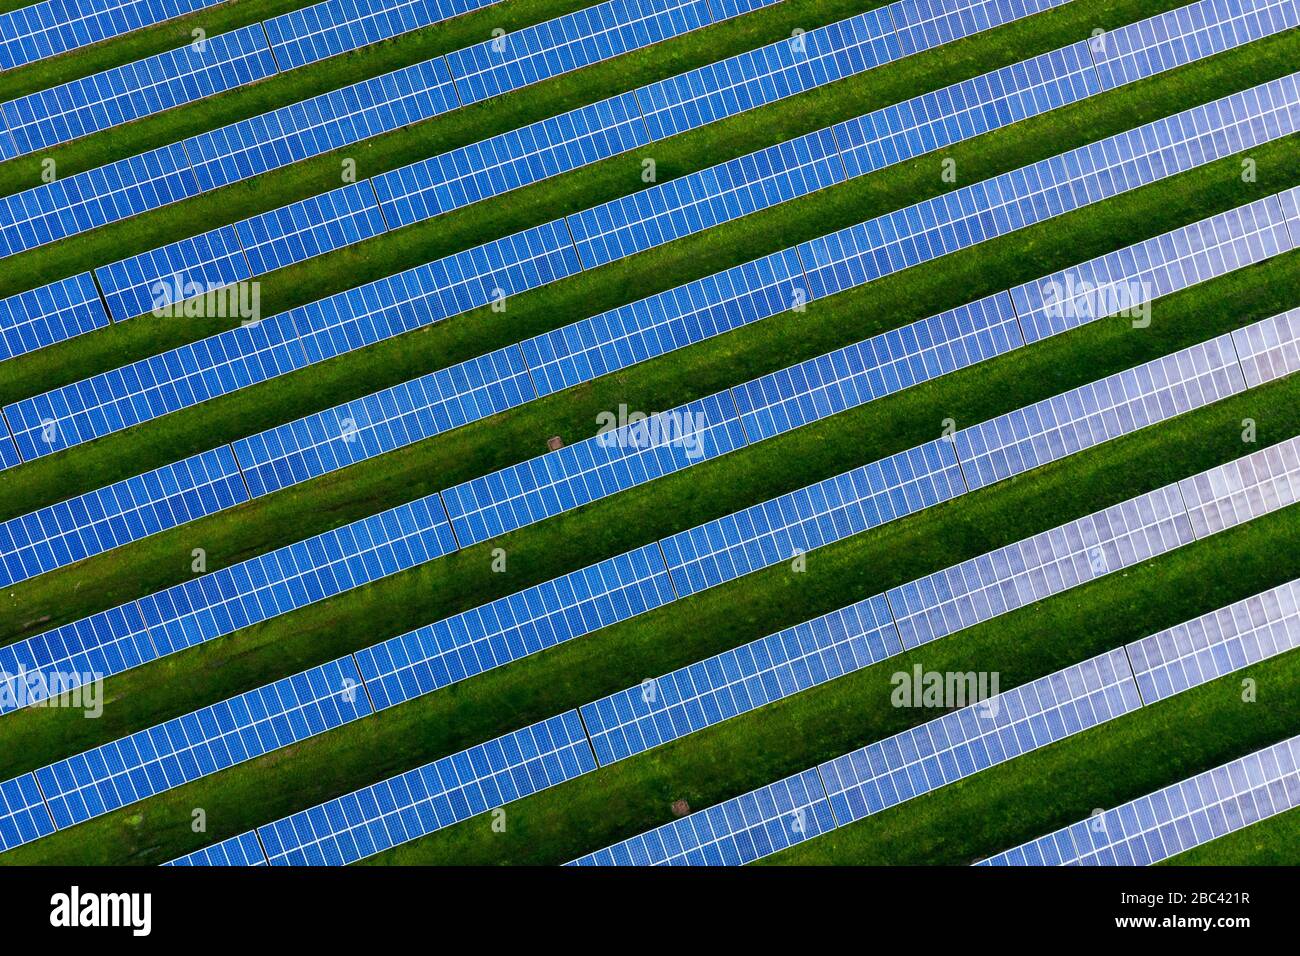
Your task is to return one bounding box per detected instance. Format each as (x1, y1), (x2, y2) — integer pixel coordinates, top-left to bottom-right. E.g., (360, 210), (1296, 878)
(0, 0), (1298, 874)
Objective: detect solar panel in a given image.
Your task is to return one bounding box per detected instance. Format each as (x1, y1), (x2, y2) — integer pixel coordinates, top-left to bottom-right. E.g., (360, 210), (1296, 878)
(26, 656), (371, 842)
(445, 0), (714, 107)
(356, 544), (676, 710)
(0, 0), (223, 71)
(954, 334), (1248, 490)
(0, 272), (108, 363)
(889, 0), (1073, 57)
(235, 180), (389, 277)
(373, 91), (651, 228)
(0, 142), (200, 259)
(0, 603), (157, 717)
(264, 0), (499, 71)
(0, 435), (21, 473)
(0, 775), (55, 855)
(732, 293), (1023, 443)
(1282, 184), (1300, 233)
(570, 768), (836, 866)
(581, 595), (901, 766)
(1092, 0), (1300, 91)
(981, 734), (1300, 865)
(247, 710), (595, 865)
(0, 24), (279, 156)
(1232, 306), (1300, 388)
(567, 127), (844, 269)
(0, 446), (250, 589)
(95, 223), (251, 322)
(797, 76), (1300, 301)
(440, 391), (748, 546)
(1178, 435), (1300, 539)
(234, 345), (536, 497)
(659, 438), (967, 597)
(1013, 193), (1296, 343)
(819, 647), (1143, 824)
(165, 830), (268, 866)
(889, 484), (1195, 650)
(1126, 579), (1300, 704)
(183, 58), (461, 193)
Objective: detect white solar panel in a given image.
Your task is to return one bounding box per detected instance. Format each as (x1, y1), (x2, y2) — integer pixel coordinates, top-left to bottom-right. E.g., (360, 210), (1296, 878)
(1178, 436), (1300, 538)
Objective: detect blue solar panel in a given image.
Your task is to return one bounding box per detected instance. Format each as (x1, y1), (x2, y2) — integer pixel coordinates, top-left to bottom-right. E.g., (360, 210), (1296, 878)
(166, 830), (268, 866)
(356, 544), (676, 710)
(798, 76), (1300, 301)
(248, 710), (595, 865)
(373, 90), (652, 228)
(1232, 306), (1300, 388)
(25, 655), (370, 839)
(0, 603), (157, 717)
(236, 181), (389, 277)
(446, 0), (713, 107)
(0, 434), (21, 473)
(234, 345), (536, 496)
(660, 438), (967, 597)
(954, 335), (1248, 490)
(0, 446), (249, 589)
(733, 293), (1022, 442)
(522, 247), (807, 397)
(1178, 436), (1300, 539)
(0, 0), (223, 71)
(1013, 193), (1296, 343)
(0, 24), (278, 156)
(1092, 0), (1300, 91)
(95, 223), (251, 321)
(571, 768), (836, 866)
(0, 272), (108, 362)
(441, 391), (748, 546)
(982, 734), (1300, 866)
(890, 0), (1073, 56)
(0, 142), (200, 259)
(819, 647), (1143, 824)
(0, 775), (55, 855)
(183, 58), (460, 193)
(568, 127), (844, 269)
(582, 595), (900, 766)
(1127, 579), (1300, 705)
(1281, 183), (1300, 234)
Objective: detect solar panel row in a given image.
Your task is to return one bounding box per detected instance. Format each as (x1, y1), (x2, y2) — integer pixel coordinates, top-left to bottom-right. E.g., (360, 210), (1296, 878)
(0, 0), (223, 72)
(0, 446), (248, 589)
(0, 271), (108, 362)
(13, 71), (1285, 468)
(981, 734), (1300, 865)
(166, 830), (267, 866)
(0, 23), (279, 156)
(1233, 305), (1300, 388)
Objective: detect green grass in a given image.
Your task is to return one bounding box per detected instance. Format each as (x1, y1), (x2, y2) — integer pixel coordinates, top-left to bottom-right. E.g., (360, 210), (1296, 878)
(1165, 808), (1300, 865)
(0, 0), (1199, 380)
(4, 351), (1297, 863)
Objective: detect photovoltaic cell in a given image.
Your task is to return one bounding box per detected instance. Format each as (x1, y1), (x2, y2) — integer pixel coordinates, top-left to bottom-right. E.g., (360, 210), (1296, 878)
(356, 544), (676, 711)
(1232, 306), (1300, 388)
(0, 24), (278, 155)
(581, 595), (901, 766)
(981, 735), (1300, 865)
(1013, 193), (1296, 343)
(0, 446), (249, 589)
(954, 334), (1247, 490)
(1178, 435), (1300, 539)
(31, 656), (371, 834)
(0, 142), (200, 259)
(0, 0), (223, 71)
(0, 272), (108, 362)
(166, 830), (267, 866)
(249, 710), (595, 865)
(233, 345), (536, 496)
(732, 293), (1023, 443)
(95, 223), (251, 321)
(1092, 0), (1300, 91)
(888, 484), (1195, 650)
(1126, 579), (1300, 704)
(445, 0), (714, 107)
(659, 438), (966, 597)
(819, 647), (1143, 824)
(0, 775), (55, 854)
(570, 768), (835, 866)
(440, 391), (748, 546)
